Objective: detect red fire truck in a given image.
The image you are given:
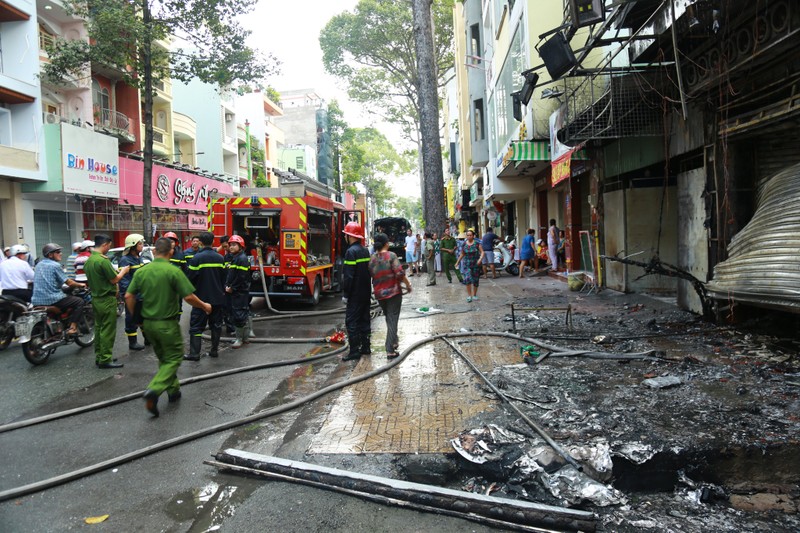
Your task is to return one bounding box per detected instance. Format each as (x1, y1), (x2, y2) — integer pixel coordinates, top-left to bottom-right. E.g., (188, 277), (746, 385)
(210, 173), (363, 305)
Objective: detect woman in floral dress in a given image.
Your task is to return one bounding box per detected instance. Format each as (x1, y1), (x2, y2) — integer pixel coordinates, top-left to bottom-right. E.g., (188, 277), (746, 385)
(455, 229), (485, 302)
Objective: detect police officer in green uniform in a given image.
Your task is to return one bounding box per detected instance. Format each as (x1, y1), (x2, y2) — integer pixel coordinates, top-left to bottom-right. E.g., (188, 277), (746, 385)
(84, 234), (130, 369)
(126, 237), (211, 417)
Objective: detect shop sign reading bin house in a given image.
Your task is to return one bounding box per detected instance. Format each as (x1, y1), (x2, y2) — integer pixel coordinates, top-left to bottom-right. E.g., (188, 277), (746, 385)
(62, 123), (120, 198)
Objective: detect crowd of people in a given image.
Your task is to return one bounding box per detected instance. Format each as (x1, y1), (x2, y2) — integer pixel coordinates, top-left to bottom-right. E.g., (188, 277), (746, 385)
(0, 231), (252, 417)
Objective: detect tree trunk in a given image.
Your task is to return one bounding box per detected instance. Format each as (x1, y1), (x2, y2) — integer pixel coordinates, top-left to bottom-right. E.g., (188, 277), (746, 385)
(412, 0), (445, 234)
(142, 0), (154, 242)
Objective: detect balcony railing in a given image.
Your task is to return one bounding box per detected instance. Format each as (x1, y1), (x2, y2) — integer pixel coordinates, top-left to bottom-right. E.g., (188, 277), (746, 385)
(39, 32), (55, 52)
(97, 108), (131, 131)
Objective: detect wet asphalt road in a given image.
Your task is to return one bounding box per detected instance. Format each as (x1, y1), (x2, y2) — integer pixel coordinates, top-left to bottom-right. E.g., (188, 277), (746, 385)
(0, 293), (511, 533)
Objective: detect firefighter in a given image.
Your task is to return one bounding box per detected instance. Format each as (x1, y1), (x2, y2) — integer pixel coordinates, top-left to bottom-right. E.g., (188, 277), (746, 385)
(341, 221), (372, 362)
(183, 235), (201, 264)
(119, 233), (146, 351)
(225, 235), (251, 348)
(164, 232), (185, 271)
(125, 237), (212, 417)
(184, 231), (226, 360)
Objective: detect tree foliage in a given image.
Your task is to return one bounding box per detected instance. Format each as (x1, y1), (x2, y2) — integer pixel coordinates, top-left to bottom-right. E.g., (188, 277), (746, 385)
(340, 127), (406, 210)
(43, 0), (278, 239)
(250, 135), (268, 187)
(44, 0), (276, 89)
(319, 0), (454, 145)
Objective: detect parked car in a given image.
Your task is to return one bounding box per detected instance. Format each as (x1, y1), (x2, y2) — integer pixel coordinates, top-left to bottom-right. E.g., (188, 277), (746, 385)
(109, 245), (155, 269)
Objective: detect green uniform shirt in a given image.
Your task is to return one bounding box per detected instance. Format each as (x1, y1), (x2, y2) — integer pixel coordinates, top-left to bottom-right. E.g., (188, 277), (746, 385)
(84, 251), (117, 298)
(126, 258), (195, 319)
(440, 235), (457, 256)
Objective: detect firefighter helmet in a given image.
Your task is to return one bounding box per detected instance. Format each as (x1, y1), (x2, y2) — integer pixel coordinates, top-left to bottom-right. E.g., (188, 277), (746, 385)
(124, 233), (145, 251)
(164, 232), (179, 242)
(229, 235), (245, 247)
(342, 221), (364, 239)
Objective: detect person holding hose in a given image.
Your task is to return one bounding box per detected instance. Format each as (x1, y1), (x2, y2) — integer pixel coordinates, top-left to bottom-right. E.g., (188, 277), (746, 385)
(341, 221), (372, 362)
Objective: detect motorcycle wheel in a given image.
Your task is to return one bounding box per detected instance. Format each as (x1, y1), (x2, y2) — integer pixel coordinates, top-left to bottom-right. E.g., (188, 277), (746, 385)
(22, 321), (55, 366)
(75, 309), (95, 347)
(0, 328), (13, 351)
(508, 264), (520, 276)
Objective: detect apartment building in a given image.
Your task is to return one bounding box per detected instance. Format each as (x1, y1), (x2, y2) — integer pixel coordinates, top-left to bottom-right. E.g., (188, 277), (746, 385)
(0, 0), (47, 249)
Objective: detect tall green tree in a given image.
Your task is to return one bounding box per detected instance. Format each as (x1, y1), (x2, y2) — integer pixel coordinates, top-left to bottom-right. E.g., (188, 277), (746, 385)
(320, 0), (452, 230)
(340, 128), (405, 215)
(412, 0), (447, 234)
(43, 0), (277, 240)
(320, 0), (453, 145)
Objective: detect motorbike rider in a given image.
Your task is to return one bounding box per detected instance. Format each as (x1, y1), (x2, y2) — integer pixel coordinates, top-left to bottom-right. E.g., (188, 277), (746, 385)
(31, 243), (87, 336)
(0, 244), (35, 302)
(119, 233), (146, 351)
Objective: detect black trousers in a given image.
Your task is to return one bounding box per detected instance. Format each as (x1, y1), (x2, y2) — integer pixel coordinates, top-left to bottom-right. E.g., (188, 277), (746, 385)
(345, 296), (371, 345)
(53, 295), (85, 325)
(189, 304), (224, 335)
(228, 292), (249, 327)
(3, 288), (31, 302)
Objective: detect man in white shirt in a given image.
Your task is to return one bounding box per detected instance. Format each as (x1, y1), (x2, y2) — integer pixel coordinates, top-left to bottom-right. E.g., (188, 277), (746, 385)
(0, 244), (35, 302)
(404, 229), (417, 276)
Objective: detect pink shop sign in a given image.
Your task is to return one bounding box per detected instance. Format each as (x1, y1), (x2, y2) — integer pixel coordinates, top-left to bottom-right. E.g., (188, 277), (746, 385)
(118, 158), (233, 210)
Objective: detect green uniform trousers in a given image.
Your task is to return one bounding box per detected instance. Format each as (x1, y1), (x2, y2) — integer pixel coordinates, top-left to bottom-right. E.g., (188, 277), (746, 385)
(142, 319), (183, 395)
(92, 295), (118, 364)
(442, 253), (462, 282)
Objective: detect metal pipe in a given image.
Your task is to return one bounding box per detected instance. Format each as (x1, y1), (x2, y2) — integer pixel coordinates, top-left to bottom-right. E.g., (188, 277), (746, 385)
(442, 338), (584, 473)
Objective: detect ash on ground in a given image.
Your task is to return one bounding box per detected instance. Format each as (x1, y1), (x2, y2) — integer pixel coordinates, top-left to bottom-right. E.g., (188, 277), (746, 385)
(451, 297), (800, 532)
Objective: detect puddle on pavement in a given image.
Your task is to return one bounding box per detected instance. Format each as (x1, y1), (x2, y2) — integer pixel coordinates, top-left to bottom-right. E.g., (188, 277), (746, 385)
(164, 476), (264, 532)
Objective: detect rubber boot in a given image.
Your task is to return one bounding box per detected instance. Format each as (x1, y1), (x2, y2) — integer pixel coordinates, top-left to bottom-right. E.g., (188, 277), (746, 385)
(231, 327), (246, 349)
(247, 315), (255, 339)
(184, 335), (202, 361)
(360, 335), (372, 355)
(128, 335), (145, 351)
(342, 334), (361, 361)
(208, 329), (221, 358)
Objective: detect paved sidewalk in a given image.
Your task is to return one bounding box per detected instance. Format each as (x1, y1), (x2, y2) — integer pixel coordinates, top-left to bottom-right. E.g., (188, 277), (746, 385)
(309, 270), (586, 454)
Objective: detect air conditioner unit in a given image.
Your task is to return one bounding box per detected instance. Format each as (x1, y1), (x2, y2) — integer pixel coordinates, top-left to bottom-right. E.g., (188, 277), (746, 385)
(225, 113), (234, 122)
(44, 112), (60, 124)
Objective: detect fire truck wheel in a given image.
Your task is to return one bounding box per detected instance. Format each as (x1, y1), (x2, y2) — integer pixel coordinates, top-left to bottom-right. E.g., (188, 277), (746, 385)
(307, 275), (321, 306)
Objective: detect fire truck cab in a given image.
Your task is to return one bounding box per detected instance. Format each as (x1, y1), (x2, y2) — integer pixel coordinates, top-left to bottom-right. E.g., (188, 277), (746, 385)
(210, 174), (362, 305)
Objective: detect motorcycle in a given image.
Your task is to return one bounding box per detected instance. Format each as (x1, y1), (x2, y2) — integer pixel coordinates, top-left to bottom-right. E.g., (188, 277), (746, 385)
(15, 287), (95, 365)
(494, 236), (520, 276)
(0, 294), (32, 350)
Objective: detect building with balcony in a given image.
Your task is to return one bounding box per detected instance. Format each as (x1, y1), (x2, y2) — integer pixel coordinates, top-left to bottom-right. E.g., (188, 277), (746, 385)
(0, 0), (48, 248)
(235, 89), (285, 188)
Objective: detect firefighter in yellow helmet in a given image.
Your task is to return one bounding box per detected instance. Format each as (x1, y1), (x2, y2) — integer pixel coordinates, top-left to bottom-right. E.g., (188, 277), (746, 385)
(119, 233), (146, 351)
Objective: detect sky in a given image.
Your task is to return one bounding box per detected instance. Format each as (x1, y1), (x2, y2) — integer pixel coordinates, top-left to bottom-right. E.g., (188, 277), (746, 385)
(241, 1), (419, 198)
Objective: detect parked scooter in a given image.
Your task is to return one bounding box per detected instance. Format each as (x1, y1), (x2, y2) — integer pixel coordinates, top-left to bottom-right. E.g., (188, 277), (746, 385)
(0, 294), (32, 350)
(494, 236), (520, 276)
(15, 287), (95, 365)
